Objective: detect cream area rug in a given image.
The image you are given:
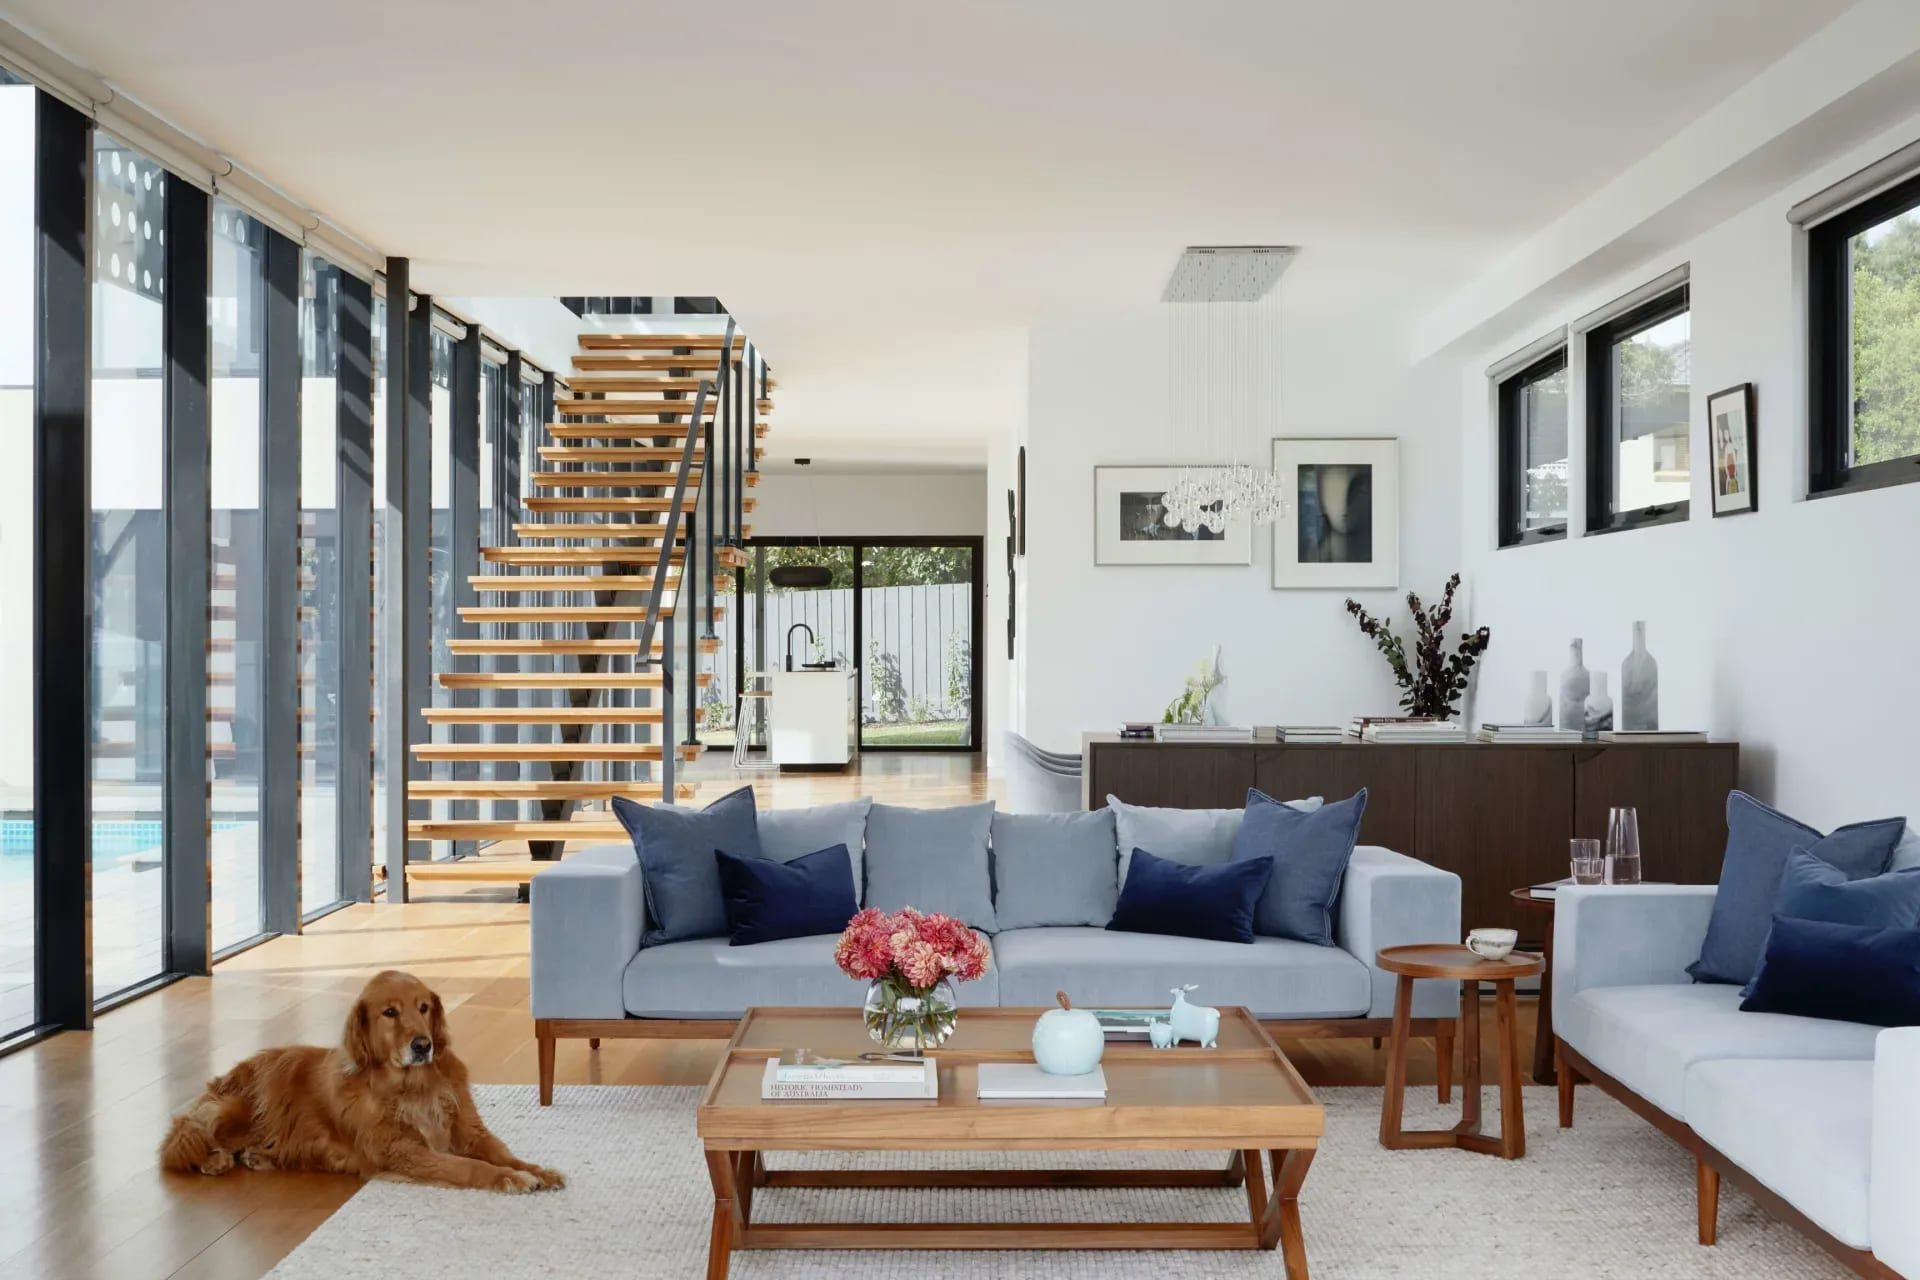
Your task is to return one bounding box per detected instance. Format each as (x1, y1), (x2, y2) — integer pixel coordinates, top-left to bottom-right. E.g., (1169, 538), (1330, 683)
(265, 1085), (1846, 1279)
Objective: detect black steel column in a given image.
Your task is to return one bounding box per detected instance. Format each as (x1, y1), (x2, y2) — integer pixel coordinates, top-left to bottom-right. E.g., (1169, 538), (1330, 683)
(376, 262), (415, 898)
(162, 181), (212, 976)
(684, 507), (698, 748)
(449, 329), (481, 855)
(259, 229), (301, 932)
(400, 294), (433, 889)
(33, 93), (93, 1030)
(733, 345), (746, 543)
(335, 270), (374, 902)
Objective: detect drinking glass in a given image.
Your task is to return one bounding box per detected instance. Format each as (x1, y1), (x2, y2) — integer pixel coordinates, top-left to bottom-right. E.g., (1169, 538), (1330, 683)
(1606, 807), (1643, 885)
(1569, 838), (1605, 885)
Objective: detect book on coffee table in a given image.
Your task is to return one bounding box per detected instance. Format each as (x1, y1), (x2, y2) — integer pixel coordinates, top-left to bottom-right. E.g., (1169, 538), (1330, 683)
(775, 1049), (926, 1083)
(976, 1062), (1107, 1100)
(1084, 1008), (1159, 1038)
(759, 1057), (937, 1100)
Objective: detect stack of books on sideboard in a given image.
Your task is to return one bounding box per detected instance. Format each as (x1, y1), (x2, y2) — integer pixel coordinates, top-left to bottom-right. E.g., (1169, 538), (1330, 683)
(761, 1051), (938, 1100)
(1347, 716), (1467, 744)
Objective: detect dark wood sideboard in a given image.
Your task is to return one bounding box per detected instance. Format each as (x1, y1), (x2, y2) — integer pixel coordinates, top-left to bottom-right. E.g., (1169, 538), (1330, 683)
(1082, 734), (1738, 937)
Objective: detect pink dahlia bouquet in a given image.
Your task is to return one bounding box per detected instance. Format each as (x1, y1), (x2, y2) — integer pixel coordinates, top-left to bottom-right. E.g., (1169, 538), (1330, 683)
(834, 907), (990, 990)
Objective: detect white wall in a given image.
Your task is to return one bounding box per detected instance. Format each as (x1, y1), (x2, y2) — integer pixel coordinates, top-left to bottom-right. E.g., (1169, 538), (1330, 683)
(1455, 112), (1920, 832)
(750, 469), (987, 538)
(1021, 304), (1462, 752)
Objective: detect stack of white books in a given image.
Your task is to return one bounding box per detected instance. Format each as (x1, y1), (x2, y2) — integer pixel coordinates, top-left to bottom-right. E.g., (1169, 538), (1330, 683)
(976, 1062), (1107, 1100)
(1154, 724), (1254, 743)
(760, 1051), (937, 1100)
(1477, 723), (1583, 744)
(1598, 729), (1709, 743)
(1275, 726), (1345, 743)
(1359, 720), (1467, 744)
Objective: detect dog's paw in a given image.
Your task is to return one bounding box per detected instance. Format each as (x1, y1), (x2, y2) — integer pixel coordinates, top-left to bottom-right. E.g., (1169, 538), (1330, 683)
(491, 1168), (541, 1194)
(197, 1149), (235, 1176)
(235, 1148), (275, 1171)
(525, 1164), (566, 1190)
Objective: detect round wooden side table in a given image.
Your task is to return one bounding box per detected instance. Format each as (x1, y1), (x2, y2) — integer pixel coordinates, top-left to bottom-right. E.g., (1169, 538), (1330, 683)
(1509, 887), (1558, 1085)
(1376, 944), (1544, 1160)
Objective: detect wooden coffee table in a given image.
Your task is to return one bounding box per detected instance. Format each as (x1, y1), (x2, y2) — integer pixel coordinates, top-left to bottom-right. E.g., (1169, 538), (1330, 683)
(1376, 944), (1544, 1160)
(696, 1006), (1323, 1279)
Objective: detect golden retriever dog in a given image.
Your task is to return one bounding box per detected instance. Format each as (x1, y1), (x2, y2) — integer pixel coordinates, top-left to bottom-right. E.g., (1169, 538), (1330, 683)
(160, 970), (564, 1193)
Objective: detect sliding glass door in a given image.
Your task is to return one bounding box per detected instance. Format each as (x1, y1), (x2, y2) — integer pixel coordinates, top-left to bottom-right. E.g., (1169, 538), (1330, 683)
(732, 538), (982, 752)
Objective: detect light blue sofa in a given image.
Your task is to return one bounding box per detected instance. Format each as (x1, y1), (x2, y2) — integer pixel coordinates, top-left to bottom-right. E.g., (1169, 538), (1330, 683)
(528, 805), (1462, 1104)
(1554, 881), (1920, 1276)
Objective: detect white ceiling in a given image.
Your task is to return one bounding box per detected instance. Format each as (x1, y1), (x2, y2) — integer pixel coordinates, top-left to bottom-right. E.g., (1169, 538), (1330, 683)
(5, 0), (1852, 462)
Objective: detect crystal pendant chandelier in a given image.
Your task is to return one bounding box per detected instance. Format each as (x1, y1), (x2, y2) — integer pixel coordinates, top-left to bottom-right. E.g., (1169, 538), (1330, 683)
(1159, 246), (1296, 533)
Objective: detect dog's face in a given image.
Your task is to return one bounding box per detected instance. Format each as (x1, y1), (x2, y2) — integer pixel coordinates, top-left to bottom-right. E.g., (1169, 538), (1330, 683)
(344, 970), (448, 1073)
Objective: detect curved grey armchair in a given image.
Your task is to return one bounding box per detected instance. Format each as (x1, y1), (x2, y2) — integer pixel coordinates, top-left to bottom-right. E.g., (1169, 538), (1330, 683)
(1003, 732), (1083, 813)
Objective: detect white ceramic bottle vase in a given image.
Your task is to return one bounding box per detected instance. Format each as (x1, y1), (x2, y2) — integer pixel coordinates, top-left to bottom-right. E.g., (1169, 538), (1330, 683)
(1620, 621), (1659, 731)
(1584, 671), (1614, 737)
(1557, 640), (1591, 732)
(1523, 670), (1552, 726)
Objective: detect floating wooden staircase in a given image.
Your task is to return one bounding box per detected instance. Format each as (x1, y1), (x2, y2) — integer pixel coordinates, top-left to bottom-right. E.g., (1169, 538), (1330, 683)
(405, 317), (768, 891)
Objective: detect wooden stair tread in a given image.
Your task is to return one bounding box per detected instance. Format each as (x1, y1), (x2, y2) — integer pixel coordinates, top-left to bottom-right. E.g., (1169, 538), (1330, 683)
(544, 424), (767, 441)
(538, 445), (762, 463)
(408, 743), (703, 762)
(565, 376), (711, 393)
(577, 333), (746, 350)
(533, 470), (754, 488)
(422, 707), (665, 724)
(481, 547), (685, 565)
(407, 820), (633, 842)
(511, 523), (673, 541)
(460, 605), (722, 623)
(409, 780), (694, 800)
(471, 573), (722, 591)
(447, 637), (722, 656)
(572, 354), (727, 372)
(524, 496), (756, 513)
(437, 671), (713, 689)
(553, 398), (716, 417)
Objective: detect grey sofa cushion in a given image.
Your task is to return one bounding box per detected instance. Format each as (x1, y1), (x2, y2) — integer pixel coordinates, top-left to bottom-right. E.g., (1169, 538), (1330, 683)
(864, 801), (998, 931)
(611, 786), (763, 947)
(1233, 788), (1368, 946)
(759, 798), (874, 893)
(992, 925), (1370, 1019)
(1556, 981), (1880, 1120)
(622, 933), (1000, 1018)
(991, 809), (1118, 929)
(1108, 793), (1323, 883)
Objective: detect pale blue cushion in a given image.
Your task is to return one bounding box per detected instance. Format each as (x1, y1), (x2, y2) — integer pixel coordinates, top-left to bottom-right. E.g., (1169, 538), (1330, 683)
(1233, 788), (1368, 946)
(1688, 791), (1906, 986)
(759, 798), (873, 893)
(1891, 824), (1920, 872)
(1777, 849), (1920, 927)
(611, 786), (764, 947)
(990, 809), (1118, 929)
(1685, 1058), (1874, 1248)
(864, 801), (998, 931)
(993, 926), (1370, 1019)
(1556, 982), (1880, 1120)
(1107, 793), (1322, 884)
(622, 932), (1000, 1018)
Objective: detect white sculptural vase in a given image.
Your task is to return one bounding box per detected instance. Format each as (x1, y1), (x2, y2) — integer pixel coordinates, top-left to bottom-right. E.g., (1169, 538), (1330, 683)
(1558, 640), (1590, 732)
(1522, 670), (1552, 726)
(1584, 671), (1614, 738)
(1620, 621), (1659, 731)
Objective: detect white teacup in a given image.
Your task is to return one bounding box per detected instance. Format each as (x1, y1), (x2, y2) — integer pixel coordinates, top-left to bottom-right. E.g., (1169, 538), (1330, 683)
(1465, 928), (1518, 960)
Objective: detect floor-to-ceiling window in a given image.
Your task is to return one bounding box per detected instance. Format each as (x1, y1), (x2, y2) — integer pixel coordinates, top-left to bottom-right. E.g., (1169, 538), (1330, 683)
(300, 254), (343, 913)
(208, 199), (266, 952)
(370, 291), (388, 874)
(428, 325), (454, 856)
(89, 133), (169, 1000)
(0, 70), (36, 1037)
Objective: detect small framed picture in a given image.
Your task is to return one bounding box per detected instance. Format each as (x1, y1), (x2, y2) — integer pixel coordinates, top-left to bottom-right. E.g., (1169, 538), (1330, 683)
(1707, 382), (1757, 517)
(1271, 437), (1399, 589)
(1092, 466), (1252, 566)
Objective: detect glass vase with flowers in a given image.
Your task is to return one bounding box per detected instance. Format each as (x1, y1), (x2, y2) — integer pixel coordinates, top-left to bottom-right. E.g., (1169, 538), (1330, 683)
(834, 907), (991, 1053)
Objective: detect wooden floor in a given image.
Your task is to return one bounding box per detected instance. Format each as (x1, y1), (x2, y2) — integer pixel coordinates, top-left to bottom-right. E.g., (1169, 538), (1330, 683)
(0, 754), (1525, 1280)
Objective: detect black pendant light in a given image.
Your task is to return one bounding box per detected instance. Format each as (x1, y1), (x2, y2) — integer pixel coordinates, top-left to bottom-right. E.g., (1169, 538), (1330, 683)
(769, 458), (833, 589)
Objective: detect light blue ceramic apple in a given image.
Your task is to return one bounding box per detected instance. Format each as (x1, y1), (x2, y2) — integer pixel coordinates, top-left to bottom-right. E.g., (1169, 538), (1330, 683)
(1032, 991), (1105, 1076)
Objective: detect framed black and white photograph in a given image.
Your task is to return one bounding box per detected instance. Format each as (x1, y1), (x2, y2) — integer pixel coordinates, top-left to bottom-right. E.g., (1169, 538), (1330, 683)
(1271, 437), (1399, 589)
(1708, 382), (1757, 517)
(1016, 446), (1027, 555)
(1093, 466), (1252, 566)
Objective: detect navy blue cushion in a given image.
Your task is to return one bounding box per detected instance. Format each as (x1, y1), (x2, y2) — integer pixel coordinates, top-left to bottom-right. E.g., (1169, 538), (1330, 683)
(611, 786), (764, 946)
(715, 844), (858, 946)
(1741, 849), (1920, 995)
(1740, 916), (1920, 1027)
(1688, 791), (1906, 986)
(1231, 787), (1368, 946)
(1107, 847), (1274, 944)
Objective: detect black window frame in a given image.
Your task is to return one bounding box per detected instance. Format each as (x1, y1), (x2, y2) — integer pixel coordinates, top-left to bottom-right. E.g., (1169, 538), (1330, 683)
(1496, 346), (1570, 548)
(1585, 284), (1692, 534)
(1808, 168), (1920, 499)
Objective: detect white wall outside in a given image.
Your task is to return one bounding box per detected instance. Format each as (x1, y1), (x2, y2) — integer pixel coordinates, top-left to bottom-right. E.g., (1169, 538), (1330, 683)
(751, 469), (987, 538)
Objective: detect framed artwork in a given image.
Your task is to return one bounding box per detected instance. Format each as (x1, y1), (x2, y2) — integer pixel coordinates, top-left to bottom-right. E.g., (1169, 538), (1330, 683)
(1270, 437), (1399, 589)
(1708, 382), (1757, 517)
(1092, 466), (1252, 566)
(1016, 446), (1027, 555)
